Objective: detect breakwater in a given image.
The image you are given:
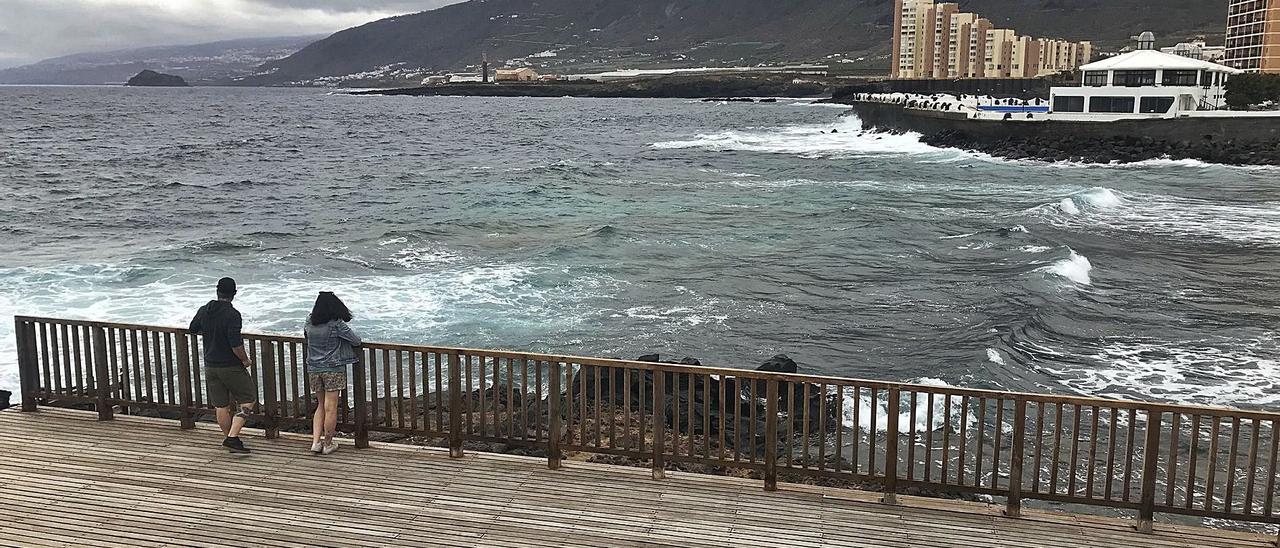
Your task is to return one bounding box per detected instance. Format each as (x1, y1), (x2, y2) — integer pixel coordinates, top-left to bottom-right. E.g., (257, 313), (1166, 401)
(841, 100), (1280, 165)
(354, 75), (828, 99)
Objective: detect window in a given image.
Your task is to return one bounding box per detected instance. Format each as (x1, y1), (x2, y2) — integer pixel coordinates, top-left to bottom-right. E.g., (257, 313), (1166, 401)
(1090, 96), (1136, 113)
(1083, 71), (1109, 86)
(1053, 96), (1085, 112)
(1113, 70), (1157, 86)
(1139, 97), (1175, 113)
(1163, 70), (1200, 86)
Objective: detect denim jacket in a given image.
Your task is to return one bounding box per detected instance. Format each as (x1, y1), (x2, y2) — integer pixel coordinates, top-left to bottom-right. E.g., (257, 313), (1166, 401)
(304, 318), (362, 372)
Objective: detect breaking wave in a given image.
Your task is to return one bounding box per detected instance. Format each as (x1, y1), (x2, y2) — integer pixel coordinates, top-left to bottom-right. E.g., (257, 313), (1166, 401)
(1031, 187), (1280, 246)
(1039, 250), (1093, 286)
(649, 116), (961, 158)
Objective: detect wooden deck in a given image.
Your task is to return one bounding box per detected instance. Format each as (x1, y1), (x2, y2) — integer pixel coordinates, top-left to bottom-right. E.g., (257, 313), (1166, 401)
(0, 408), (1274, 548)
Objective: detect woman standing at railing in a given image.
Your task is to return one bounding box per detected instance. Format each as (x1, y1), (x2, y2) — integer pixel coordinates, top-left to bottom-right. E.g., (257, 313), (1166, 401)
(303, 292), (362, 455)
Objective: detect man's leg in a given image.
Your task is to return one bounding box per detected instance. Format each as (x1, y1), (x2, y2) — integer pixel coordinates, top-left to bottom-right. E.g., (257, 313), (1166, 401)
(228, 402), (252, 439)
(208, 369), (232, 436)
(215, 406), (232, 436)
(219, 367), (256, 454)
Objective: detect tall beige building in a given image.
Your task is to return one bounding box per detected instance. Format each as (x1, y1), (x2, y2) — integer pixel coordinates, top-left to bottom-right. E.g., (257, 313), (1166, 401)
(893, 0), (935, 78)
(1224, 0), (1280, 72)
(985, 29), (1017, 78)
(892, 0), (1093, 79)
(929, 3), (961, 78)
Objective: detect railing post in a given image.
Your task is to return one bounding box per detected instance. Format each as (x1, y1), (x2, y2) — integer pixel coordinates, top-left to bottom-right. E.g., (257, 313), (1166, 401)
(260, 340), (279, 439)
(353, 348), (369, 449)
(883, 387), (900, 505)
(1137, 408), (1162, 533)
(15, 319), (38, 412)
(1006, 398), (1027, 518)
(652, 368), (666, 480)
(547, 359), (562, 470)
(91, 326), (113, 421)
(448, 352), (464, 458)
(764, 379), (779, 491)
(175, 333), (195, 429)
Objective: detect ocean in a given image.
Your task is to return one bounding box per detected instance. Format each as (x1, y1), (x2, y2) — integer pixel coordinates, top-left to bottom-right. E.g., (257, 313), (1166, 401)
(1, 85), (1276, 409)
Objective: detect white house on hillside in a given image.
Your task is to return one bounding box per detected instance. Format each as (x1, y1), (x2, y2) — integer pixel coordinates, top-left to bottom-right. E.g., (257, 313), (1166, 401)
(1048, 49), (1242, 119)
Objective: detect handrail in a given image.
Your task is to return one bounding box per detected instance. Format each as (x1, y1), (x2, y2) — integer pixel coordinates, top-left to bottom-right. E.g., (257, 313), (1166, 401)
(11, 315), (1280, 538)
(15, 315), (1279, 420)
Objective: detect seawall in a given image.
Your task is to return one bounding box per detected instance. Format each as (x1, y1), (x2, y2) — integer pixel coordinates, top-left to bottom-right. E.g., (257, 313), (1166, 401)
(843, 101), (1280, 165)
(353, 75), (828, 99)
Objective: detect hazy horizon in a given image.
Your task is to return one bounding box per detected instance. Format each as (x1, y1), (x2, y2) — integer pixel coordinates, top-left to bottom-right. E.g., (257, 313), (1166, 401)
(0, 0), (463, 69)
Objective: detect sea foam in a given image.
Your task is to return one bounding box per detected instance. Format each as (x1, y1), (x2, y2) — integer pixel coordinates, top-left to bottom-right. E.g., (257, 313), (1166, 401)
(649, 115), (958, 158)
(1040, 250), (1093, 285)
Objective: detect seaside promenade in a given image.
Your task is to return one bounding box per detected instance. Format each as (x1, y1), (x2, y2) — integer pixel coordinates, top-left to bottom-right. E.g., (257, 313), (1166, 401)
(6, 316), (1280, 547)
(2, 408), (1274, 548)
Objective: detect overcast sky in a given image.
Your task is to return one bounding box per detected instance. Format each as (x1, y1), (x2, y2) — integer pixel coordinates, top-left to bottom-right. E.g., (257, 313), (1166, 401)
(0, 0), (462, 68)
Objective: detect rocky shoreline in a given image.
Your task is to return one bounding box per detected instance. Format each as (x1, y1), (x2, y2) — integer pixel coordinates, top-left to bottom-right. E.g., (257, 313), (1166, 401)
(351, 74), (828, 99)
(920, 130), (1280, 165)
(840, 99), (1280, 166)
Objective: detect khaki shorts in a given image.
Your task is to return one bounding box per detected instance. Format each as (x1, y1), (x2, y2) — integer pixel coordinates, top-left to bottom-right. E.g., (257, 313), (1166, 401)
(309, 371), (347, 393)
(206, 366), (257, 408)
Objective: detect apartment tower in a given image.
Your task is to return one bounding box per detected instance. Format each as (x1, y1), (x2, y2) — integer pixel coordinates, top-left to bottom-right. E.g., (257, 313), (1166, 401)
(1224, 0), (1280, 72)
(892, 0), (1092, 79)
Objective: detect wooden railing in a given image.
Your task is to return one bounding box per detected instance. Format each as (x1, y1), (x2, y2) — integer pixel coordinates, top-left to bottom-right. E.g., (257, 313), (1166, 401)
(11, 316), (1280, 538)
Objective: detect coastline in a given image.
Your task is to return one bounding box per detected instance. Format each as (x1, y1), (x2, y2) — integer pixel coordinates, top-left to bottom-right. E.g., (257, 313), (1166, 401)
(834, 99), (1280, 166)
(350, 74), (830, 99)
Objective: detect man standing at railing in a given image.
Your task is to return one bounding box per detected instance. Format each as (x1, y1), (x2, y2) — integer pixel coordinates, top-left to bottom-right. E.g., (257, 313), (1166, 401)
(188, 277), (256, 454)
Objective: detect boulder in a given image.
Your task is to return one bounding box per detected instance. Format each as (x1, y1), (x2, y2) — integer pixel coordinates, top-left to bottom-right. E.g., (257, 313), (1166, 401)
(756, 354), (797, 374)
(125, 70), (190, 87)
(0, 389), (10, 410)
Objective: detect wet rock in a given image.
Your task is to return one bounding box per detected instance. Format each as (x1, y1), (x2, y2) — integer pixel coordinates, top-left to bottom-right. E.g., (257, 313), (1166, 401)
(0, 390), (10, 410)
(756, 354), (797, 374)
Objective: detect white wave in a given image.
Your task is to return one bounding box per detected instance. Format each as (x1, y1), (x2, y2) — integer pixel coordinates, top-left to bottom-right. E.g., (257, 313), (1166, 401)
(986, 348), (1006, 365)
(1019, 245), (1052, 253)
(1031, 187), (1280, 246)
(1042, 337), (1280, 407)
(788, 101), (855, 109)
(0, 260), (624, 393)
(838, 377), (978, 433)
(1039, 250), (1093, 285)
(649, 116), (960, 159)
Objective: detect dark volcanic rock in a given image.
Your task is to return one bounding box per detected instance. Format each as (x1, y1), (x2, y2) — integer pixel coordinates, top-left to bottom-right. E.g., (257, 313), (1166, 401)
(756, 354), (797, 374)
(125, 70), (190, 87)
(0, 389), (11, 410)
(843, 101), (1280, 166)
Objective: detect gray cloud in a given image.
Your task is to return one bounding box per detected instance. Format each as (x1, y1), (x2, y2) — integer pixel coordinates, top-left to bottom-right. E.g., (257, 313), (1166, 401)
(0, 0), (462, 68)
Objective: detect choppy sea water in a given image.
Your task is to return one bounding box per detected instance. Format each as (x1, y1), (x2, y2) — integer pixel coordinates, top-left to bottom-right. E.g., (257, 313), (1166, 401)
(1, 86), (1277, 411)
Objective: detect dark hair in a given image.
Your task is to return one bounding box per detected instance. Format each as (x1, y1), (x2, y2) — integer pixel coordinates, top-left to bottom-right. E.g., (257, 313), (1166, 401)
(216, 277), (237, 300)
(309, 292), (353, 326)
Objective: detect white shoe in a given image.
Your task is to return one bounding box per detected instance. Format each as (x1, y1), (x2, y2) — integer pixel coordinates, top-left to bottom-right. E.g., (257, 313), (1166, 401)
(310, 442), (323, 454)
(321, 442), (338, 455)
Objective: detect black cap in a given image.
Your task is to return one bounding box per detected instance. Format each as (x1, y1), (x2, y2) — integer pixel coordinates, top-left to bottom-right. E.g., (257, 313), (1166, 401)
(216, 277), (237, 297)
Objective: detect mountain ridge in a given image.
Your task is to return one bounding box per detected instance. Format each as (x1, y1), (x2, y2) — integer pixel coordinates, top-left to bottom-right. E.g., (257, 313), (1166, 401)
(247, 0), (1228, 86)
(0, 35), (323, 85)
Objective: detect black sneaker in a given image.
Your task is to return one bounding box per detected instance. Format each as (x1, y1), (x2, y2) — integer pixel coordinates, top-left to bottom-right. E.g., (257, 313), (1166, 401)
(222, 437), (250, 454)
